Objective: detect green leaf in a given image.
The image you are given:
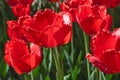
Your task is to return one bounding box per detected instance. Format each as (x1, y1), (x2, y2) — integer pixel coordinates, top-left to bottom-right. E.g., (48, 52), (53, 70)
(90, 69), (95, 80)
(45, 75), (50, 80)
(64, 74), (70, 80)
(32, 65), (40, 79)
(106, 74), (113, 80)
(72, 51), (82, 80)
(63, 48), (72, 72)
(0, 59), (9, 77)
(48, 49), (52, 72)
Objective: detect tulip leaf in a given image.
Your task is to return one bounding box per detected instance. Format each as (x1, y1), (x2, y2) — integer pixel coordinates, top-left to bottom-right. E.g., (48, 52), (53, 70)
(48, 49), (52, 72)
(72, 51), (82, 80)
(64, 74), (70, 80)
(32, 65), (40, 79)
(0, 59), (9, 77)
(106, 74), (113, 80)
(45, 75), (50, 80)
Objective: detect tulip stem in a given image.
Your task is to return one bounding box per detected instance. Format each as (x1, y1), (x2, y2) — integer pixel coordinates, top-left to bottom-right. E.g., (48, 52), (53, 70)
(24, 75), (27, 80)
(0, 1), (7, 41)
(99, 70), (102, 80)
(83, 32), (90, 80)
(95, 68), (99, 80)
(52, 47), (64, 80)
(30, 71), (34, 80)
(109, 9), (115, 30)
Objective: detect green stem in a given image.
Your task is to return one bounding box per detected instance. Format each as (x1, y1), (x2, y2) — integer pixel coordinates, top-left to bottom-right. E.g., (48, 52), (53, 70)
(58, 47), (64, 78)
(83, 32), (90, 80)
(30, 71), (34, 80)
(99, 71), (102, 80)
(0, 1), (8, 41)
(24, 75), (27, 80)
(52, 47), (63, 80)
(110, 9), (115, 30)
(71, 23), (74, 63)
(95, 68), (98, 80)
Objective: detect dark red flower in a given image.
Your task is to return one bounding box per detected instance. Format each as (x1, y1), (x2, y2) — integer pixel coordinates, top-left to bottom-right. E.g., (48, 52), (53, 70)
(60, 0), (92, 22)
(7, 0), (33, 6)
(7, 0), (33, 18)
(7, 0), (18, 6)
(86, 28), (120, 74)
(4, 39), (42, 74)
(48, 0), (59, 2)
(76, 5), (112, 35)
(93, 0), (120, 8)
(7, 20), (26, 40)
(20, 9), (72, 48)
(12, 4), (30, 18)
(19, 0), (33, 6)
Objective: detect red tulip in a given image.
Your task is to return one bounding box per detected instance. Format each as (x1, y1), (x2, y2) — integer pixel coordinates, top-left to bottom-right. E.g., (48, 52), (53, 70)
(7, 0), (18, 6)
(86, 28), (120, 74)
(7, 0), (33, 6)
(93, 0), (120, 8)
(20, 9), (72, 48)
(7, 0), (33, 18)
(76, 5), (112, 35)
(19, 0), (33, 6)
(7, 20), (26, 40)
(12, 4), (30, 18)
(4, 39), (42, 74)
(60, 0), (92, 22)
(48, 0), (59, 2)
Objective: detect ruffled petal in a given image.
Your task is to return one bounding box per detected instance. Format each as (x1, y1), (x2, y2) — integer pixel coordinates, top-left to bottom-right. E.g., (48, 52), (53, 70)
(60, 0), (92, 22)
(4, 39), (42, 74)
(39, 12), (72, 47)
(7, 0), (33, 6)
(76, 5), (111, 35)
(86, 51), (120, 74)
(91, 30), (117, 58)
(7, 20), (25, 40)
(93, 0), (120, 8)
(7, 0), (18, 6)
(91, 29), (120, 58)
(29, 43), (42, 68)
(12, 4), (30, 18)
(19, 0), (33, 5)
(87, 28), (120, 74)
(34, 9), (55, 31)
(22, 9), (72, 48)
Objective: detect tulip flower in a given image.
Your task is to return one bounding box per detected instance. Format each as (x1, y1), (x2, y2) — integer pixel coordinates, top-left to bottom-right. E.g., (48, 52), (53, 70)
(7, 0), (33, 18)
(76, 5), (112, 35)
(12, 4), (30, 18)
(7, 20), (26, 40)
(86, 28), (120, 74)
(4, 39), (42, 74)
(20, 9), (72, 48)
(93, 0), (120, 8)
(60, 0), (92, 22)
(7, 0), (33, 6)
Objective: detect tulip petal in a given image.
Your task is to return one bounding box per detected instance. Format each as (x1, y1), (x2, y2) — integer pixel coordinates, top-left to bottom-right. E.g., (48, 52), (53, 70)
(93, 0), (120, 8)
(76, 5), (111, 35)
(4, 39), (42, 74)
(86, 50), (120, 74)
(22, 9), (72, 48)
(91, 31), (117, 58)
(7, 20), (25, 40)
